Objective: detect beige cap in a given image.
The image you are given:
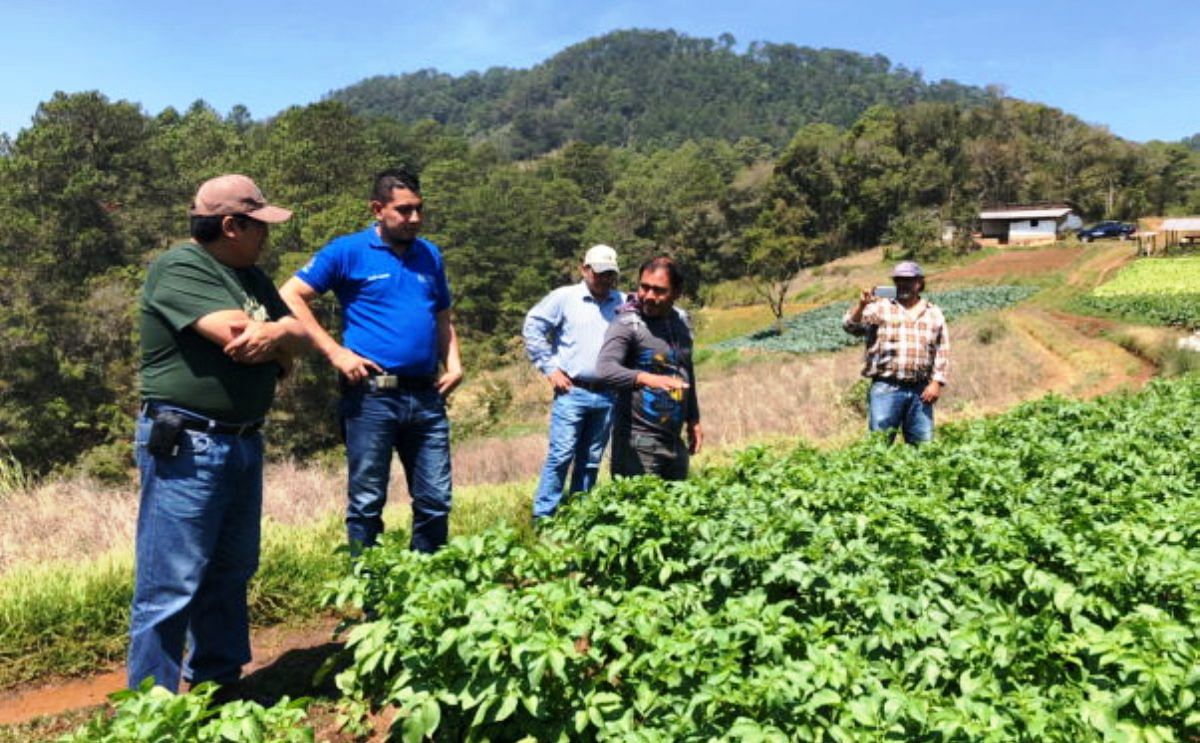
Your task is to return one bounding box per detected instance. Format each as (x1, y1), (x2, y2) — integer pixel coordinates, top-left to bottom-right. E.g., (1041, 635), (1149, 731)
(189, 174), (292, 223)
(584, 244), (619, 273)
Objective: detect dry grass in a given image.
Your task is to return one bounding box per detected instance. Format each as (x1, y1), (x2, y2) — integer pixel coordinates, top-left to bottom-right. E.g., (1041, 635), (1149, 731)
(0, 462), (344, 573)
(696, 352), (862, 448)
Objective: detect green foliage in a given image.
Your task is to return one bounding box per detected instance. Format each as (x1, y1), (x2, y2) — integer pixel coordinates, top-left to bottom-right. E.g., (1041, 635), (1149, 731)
(1076, 257), (1200, 329)
(1093, 256), (1200, 297)
(841, 377), (871, 418)
(973, 314), (1009, 345)
(0, 558), (133, 688)
(0, 453), (31, 500)
(59, 680), (312, 742)
(330, 29), (987, 156)
(1075, 294), (1200, 330)
(714, 285), (1037, 354)
(77, 441), (133, 484)
(449, 377), (514, 442)
(884, 206), (943, 262)
(0, 519), (342, 689)
(325, 376), (1200, 741)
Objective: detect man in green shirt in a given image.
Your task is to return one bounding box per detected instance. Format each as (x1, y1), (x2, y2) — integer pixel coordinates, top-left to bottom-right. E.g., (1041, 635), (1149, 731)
(128, 174), (307, 695)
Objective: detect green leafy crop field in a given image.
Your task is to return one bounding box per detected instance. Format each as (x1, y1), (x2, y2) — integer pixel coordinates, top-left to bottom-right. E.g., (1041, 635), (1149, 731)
(714, 286), (1037, 354)
(314, 375), (1199, 742)
(1092, 257), (1200, 297)
(1077, 257), (1200, 329)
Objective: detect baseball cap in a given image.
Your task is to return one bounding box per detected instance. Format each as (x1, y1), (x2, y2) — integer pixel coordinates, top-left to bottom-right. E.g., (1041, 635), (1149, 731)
(891, 260), (925, 278)
(189, 174), (292, 223)
(584, 244), (619, 274)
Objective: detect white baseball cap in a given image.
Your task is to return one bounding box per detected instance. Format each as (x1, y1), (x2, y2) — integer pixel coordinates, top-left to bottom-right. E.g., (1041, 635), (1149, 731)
(583, 244), (619, 274)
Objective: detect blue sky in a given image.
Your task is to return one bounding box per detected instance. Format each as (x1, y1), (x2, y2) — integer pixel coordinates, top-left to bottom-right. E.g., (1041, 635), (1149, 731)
(3, 0), (1197, 143)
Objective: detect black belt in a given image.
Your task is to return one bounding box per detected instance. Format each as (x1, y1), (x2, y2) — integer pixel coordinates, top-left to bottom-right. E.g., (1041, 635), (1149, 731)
(365, 374), (437, 392)
(141, 403), (264, 437)
(874, 377), (930, 388)
(570, 378), (608, 393)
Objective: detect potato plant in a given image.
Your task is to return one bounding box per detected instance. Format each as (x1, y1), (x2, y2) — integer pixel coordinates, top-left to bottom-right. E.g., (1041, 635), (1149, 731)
(59, 680), (312, 742)
(714, 286), (1037, 354)
(328, 376), (1200, 742)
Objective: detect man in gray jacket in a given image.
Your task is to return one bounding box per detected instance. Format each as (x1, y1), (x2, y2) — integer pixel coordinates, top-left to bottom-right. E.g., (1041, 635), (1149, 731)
(596, 255), (702, 480)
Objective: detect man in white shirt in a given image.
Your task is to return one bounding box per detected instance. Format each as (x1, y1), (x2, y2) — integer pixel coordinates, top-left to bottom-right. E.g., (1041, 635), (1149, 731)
(522, 245), (624, 519)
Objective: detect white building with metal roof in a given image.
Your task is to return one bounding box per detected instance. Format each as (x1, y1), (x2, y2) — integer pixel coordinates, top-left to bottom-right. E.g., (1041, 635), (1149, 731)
(978, 202), (1083, 246)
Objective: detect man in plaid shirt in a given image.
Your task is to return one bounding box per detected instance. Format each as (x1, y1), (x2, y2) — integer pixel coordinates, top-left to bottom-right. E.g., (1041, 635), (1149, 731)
(842, 261), (949, 444)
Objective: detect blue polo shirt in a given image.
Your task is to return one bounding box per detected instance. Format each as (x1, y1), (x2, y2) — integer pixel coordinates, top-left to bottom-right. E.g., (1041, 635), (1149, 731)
(296, 226), (452, 375)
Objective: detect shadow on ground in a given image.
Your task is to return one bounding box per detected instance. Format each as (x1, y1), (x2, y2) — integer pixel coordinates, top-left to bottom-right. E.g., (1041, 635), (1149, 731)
(234, 641), (348, 706)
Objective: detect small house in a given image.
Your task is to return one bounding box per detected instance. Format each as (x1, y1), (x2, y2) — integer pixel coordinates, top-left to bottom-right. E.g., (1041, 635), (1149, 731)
(977, 202), (1083, 246)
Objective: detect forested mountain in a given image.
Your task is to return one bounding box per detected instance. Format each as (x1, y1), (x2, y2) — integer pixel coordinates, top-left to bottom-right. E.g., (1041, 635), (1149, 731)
(328, 29), (988, 157)
(2, 30), (1200, 479)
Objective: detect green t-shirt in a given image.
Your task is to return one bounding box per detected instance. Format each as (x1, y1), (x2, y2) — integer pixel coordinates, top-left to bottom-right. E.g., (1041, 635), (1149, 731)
(139, 242), (291, 422)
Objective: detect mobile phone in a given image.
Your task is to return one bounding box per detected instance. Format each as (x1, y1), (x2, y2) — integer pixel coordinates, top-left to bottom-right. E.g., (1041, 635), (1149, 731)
(872, 285), (897, 299)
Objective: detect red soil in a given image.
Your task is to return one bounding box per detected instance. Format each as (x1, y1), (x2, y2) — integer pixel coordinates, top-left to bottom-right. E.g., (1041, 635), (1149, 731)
(936, 246), (1084, 282)
(0, 618), (343, 727)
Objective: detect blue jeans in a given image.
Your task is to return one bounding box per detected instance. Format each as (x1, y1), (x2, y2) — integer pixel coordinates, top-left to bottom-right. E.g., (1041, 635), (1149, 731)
(532, 387), (615, 519)
(868, 379), (934, 444)
(128, 414), (263, 692)
(342, 387), (452, 554)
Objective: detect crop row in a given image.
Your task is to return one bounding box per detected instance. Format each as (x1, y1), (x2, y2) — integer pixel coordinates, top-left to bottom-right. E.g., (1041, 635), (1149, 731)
(714, 285), (1037, 354)
(1075, 293), (1200, 330)
(321, 375), (1200, 742)
(1091, 257), (1200, 297)
(1077, 256), (1200, 329)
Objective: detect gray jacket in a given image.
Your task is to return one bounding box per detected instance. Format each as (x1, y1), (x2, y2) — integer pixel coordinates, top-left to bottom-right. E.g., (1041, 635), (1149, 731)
(596, 301), (699, 443)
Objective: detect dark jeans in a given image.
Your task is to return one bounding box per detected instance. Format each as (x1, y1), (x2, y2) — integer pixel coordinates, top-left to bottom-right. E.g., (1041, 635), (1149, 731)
(342, 386), (452, 554)
(611, 431), (689, 481)
(128, 414), (262, 692)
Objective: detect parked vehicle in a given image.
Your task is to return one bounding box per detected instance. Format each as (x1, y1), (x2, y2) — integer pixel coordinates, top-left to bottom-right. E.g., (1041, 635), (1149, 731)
(1077, 221), (1136, 242)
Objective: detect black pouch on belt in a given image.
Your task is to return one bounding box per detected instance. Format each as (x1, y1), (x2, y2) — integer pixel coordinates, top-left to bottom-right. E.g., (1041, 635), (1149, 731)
(147, 411), (185, 457)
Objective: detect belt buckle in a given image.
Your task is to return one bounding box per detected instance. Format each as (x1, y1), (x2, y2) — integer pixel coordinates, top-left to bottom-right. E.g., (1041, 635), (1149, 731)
(373, 374), (399, 391)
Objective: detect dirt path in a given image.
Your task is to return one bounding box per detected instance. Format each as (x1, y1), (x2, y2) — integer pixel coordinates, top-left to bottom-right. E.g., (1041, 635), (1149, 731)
(1006, 307), (1156, 398)
(0, 618), (343, 727)
(1066, 243), (1138, 287)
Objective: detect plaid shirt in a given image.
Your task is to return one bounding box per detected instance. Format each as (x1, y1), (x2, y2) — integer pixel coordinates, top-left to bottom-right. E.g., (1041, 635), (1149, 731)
(842, 298), (950, 385)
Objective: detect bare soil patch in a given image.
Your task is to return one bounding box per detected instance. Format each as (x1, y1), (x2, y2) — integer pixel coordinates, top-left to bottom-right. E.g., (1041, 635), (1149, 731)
(936, 247), (1083, 282)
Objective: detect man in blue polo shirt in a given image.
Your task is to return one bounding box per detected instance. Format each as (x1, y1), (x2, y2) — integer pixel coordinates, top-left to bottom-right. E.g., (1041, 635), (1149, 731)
(280, 169), (463, 554)
(523, 244), (624, 520)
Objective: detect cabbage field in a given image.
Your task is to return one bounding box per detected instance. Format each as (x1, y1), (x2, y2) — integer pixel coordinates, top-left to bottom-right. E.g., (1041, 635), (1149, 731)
(66, 376), (1200, 742)
(1077, 257), (1200, 329)
(714, 286), (1037, 354)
